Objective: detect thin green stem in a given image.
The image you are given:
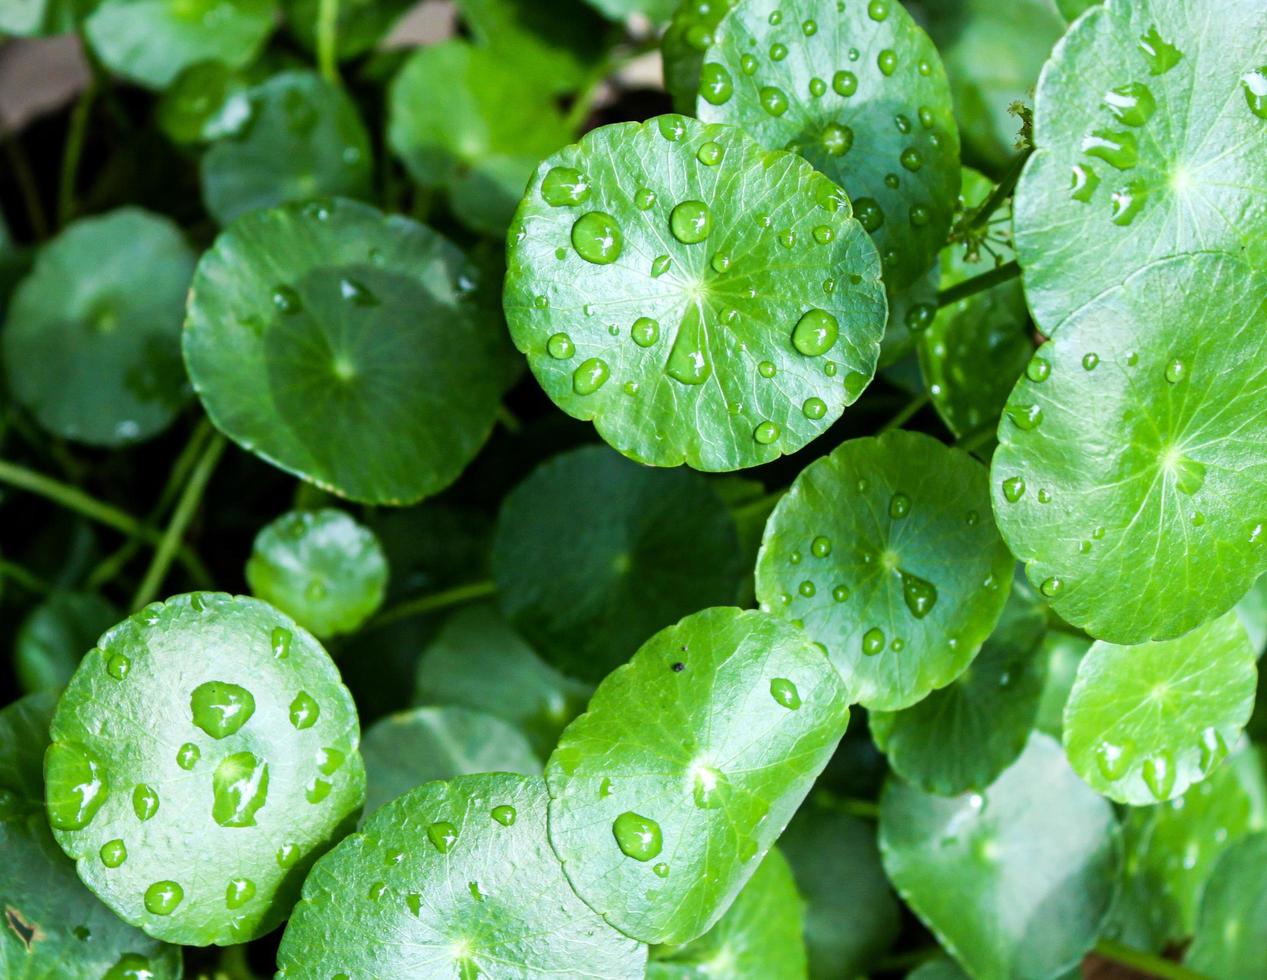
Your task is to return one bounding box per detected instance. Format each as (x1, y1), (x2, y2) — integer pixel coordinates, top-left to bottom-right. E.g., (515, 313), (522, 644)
(1093, 941), (1210, 980)
(937, 260), (1020, 308)
(2, 130), (49, 239)
(364, 580), (497, 632)
(960, 147), (1031, 235)
(0, 459), (152, 539)
(732, 487), (786, 519)
(317, 0), (341, 85)
(815, 790), (881, 820)
(954, 423), (996, 456)
(130, 434), (227, 610)
(876, 945), (941, 973)
(0, 559), (50, 595)
(879, 392), (930, 433)
(563, 35), (659, 135)
(57, 84), (96, 228)
(496, 404), (522, 434)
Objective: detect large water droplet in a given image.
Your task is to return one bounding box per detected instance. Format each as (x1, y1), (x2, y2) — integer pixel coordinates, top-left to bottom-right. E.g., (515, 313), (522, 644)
(132, 784), (159, 822)
(770, 678), (801, 710)
(212, 752), (270, 827)
(1008, 404), (1043, 431)
(854, 198), (884, 232)
(760, 86), (789, 116)
(833, 70), (858, 97)
(45, 742), (108, 831)
(100, 838), (127, 868)
(889, 492), (911, 519)
(428, 821), (458, 853)
(821, 123), (853, 157)
(226, 878), (256, 910)
(792, 309), (839, 357)
(546, 333), (574, 359)
(665, 317), (711, 386)
(1070, 163), (1100, 202)
(669, 200), (712, 244)
(1143, 754), (1176, 800)
(700, 63), (734, 105)
(877, 50), (897, 76)
(572, 212), (623, 265)
(1095, 739), (1134, 781)
(1138, 27), (1182, 75)
(491, 804), (516, 827)
(754, 421), (780, 445)
(191, 681), (256, 739)
(541, 167), (592, 207)
(1103, 82), (1156, 126)
(862, 627), (886, 656)
(1110, 180), (1149, 226)
(1081, 130), (1138, 170)
(1242, 67), (1267, 119)
(613, 811), (663, 861)
(176, 743), (200, 771)
(289, 691), (319, 730)
(900, 571), (938, 619)
(271, 626), (291, 659)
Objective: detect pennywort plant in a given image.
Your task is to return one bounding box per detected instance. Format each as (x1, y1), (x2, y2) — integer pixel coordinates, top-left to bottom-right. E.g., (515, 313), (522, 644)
(0, 0), (1265, 978)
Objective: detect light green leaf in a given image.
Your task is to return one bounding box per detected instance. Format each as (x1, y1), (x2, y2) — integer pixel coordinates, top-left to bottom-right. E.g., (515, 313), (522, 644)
(696, 0), (961, 290)
(492, 445), (744, 682)
(648, 848), (806, 979)
(2, 208), (195, 447)
(503, 114), (887, 471)
(284, 0), (413, 59)
(545, 607), (849, 945)
(184, 197), (510, 505)
(201, 70), (374, 226)
(245, 508), (388, 638)
(990, 254), (1267, 643)
(15, 591), (118, 695)
(880, 734), (1120, 980)
(0, 0), (81, 35)
(755, 430), (1014, 710)
(414, 603), (592, 758)
(780, 802), (899, 979)
(870, 573), (1047, 795)
(1062, 611), (1257, 806)
(45, 592), (365, 945)
(157, 61), (254, 145)
(1056, 0), (1099, 20)
(388, 40), (570, 236)
(917, 168), (1032, 440)
(1236, 574), (1267, 655)
(1013, 0), (1267, 334)
(1, 694), (183, 979)
(1033, 630), (1091, 737)
(1186, 831), (1267, 978)
(276, 773), (647, 978)
(361, 706), (540, 818)
(84, 0), (277, 89)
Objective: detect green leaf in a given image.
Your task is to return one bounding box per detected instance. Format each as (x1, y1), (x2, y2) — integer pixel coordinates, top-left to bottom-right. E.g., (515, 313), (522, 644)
(1013, 0), (1267, 334)
(695, 0), (961, 291)
(917, 168), (1033, 439)
(361, 706), (540, 818)
(909, 957), (971, 980)
(388, 39), (570, 236)
(755, 430), (1014, 710)
(879, 734), (1120, 980)
(648, 848), (806, 979)
(923, 0), (1066, 167)
(1033, 630), (1091, 737)
(284, 0), (413, 59)
(15, 591), (119, 695)
(545, 607), (850, 945)
(779, 802), (899, 979)
(84, 0), (277, 89)
(1236, 573), (1267, 654)
(456, 0), (616, 96)
(662, 0), (731, 113)
(870, 573), (1048, 795)
(276, 772), (647, 977)
(1, 695), (183, 980)
(245, 508), (388, 638)
(1186, 831), (1267, 978)
(0, 0), (81, 35)
(1108, 744), (1267, 949)
(990, 254), (1267, 643)
(504, 114), (887, 470)
(492, 445), (744, 682)
(2, 208), (195, 447)
(184, 197), (510, 505)
(1056, 0), (1099, 20)
(414, 603), (592, 757)
(201, 70), (374, 226)
(584, 0), (677, 21)
(44, 592), (365, 945)
(1062, 611), (1257, 806)
(157, 61), (254, 145)
(879, 260), (939, 368)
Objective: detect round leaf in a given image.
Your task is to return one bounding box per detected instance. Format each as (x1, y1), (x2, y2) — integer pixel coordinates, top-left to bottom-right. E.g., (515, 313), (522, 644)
(361, 706), (540, 818)
(284, 0), (413, 59)
(45, 592), (365, 945)
(647, 848), (806, 979)
(545, 607), (850, 945)
(388, 40), (570, 235)
(3, 208), (195, 447)
(492, 445), (744, 682)
(917, 168), (1033, 440)
(696, 0), (961, 290)
(1185, 831), (1267, 978)
(780, 803), (900, 979)
(880, 734), (1120, 980)
(1013, 0), (1267, 333)
(15, 591), (118, 695)
(158, 61), (254, 145)
(1, 695), (183, 980)
(245, 508), (388, 638)
(755, 430), (1014, 710)
(184, 197), (508, 505)
(1062, 611), (1257, 806)
(870, 573), (1048, 795)
(990, 254), (1267, 643)
(84, 0), (277, 89)
(201, 70), (374, 226)
(276, 773), (646, 978)
(504, 114), (887, 470)
(414, 603), (592, 757)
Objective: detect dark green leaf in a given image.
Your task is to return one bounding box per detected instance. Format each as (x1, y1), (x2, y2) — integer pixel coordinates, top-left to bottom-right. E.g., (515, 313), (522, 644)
(1033, 630), (1091, 738)
(158, 61), (254, 145)
(15, 592), (118, 695)
(1185, 831), (1267, 978)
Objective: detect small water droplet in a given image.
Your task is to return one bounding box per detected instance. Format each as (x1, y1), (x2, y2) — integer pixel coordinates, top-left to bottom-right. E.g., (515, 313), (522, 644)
(105, 653), (130, 680)
(133, 784), (159, 822)
(546, 333), (575, 359)
(46, 743), (108, 830)
(572, 212), (623, 264)
(1143, 754), (1177, 800)
(1002, 476), (1026, 502)
(1026, 356), (1051, 382)
(1138, 27), (1182, 75)
(697, 141), (724, 166)
(1039, 577), (1063, 598)
(741, 54), (758, 75)
(754, 421), (780, 445)
(613, 811), (662, 861)
(541, 166), (592, 207)
(877, 50), (897, 76)
(289, 691), (319, 730)
(1095, 739), (1134, 781)
(491, 805), (516, 826)
(658, 115), (688, 141)
(809, 76), (827, 97)
(862, 627), (886, 656)
(1082, 352), (1100, 371)
(770, 677), (801, 710)
(889, 492), (911, 519)
(428, 821), (459, 853)
(1082, 129), (1138, 170)
(338, 277), (377, 307)
(760, 86), (789, 116)
(572, 358), (610, 394)
(1242, 67), (1267, 119)
(832, 584), (850, 602)
(272, 285), (302, 315)
(854, 198), (884, 232)
(802, 397), (828, 420)
(1008, 404), (1043, 431)
(1070, 163), (1100, 202)
(144, 881), (183, 916)
(100, 839), (127, 868)
(1104, 82), (1157, 126)
(821, 122), (853, 157)
(277, 843), (300, 867)
(630, 318), (660, 348)
(634, 187), (657, 210)
(191, 681), (256, 739)
(226, 878), (256, 910)
(271, 626), (291, 659)
(176, 743), (200, 770)
(653, 862), (670, 878)
(900, 571), (938, 618)
(900, 147), (923, 171)
(1110, 180), (1149, 225)
(1165, 358), (1186, 383)
(212, 752), (269, 827)
(832, 70), (858, 97)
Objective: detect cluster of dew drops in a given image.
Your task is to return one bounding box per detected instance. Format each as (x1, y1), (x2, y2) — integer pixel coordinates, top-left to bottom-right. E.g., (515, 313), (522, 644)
(45, 603), (345, 926)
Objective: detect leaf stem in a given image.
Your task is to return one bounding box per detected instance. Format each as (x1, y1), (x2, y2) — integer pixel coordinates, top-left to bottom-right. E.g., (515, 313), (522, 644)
(317, 0), (341, 85)
(57, 83), (96, 228)
(0, 559), (50, 595)
(563, 35), (660, 135)
(2, 128), (49, 239)
(937, 260), (1020, 309)
(129, 433), (227, 611)
(954, 423), (996, 456)
(496, 404), (522, 434)
(1093, 941), (1210, 980)
(815, 788), (881, 820)
(879, 393), (930, 433)
(364, 580), (497, 632)
(959, 147), (1031, 235)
